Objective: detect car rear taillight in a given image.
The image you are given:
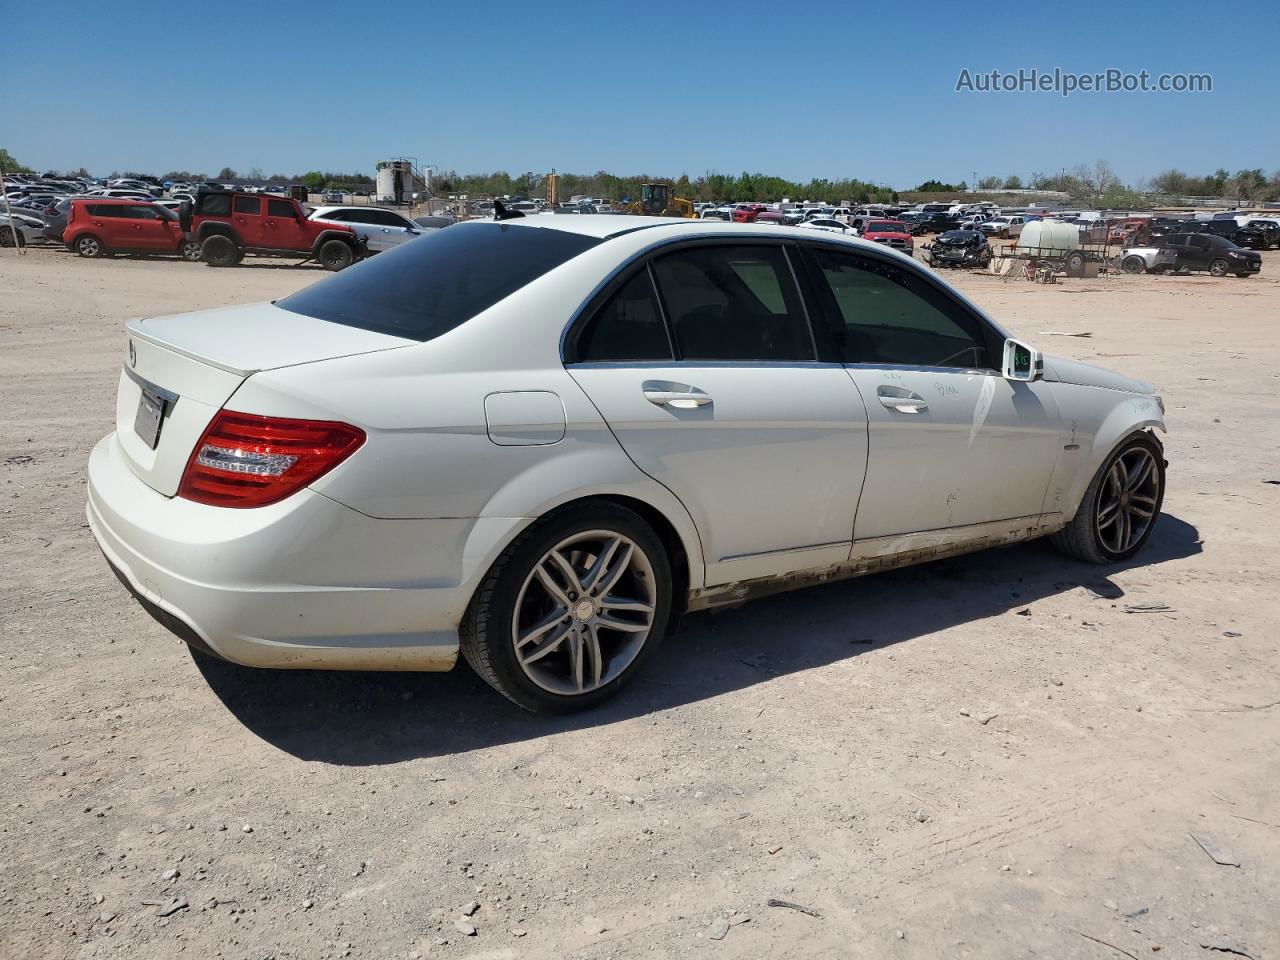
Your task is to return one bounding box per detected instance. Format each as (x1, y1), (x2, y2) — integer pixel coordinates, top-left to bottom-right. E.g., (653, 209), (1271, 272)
(178, 411), (365, 508)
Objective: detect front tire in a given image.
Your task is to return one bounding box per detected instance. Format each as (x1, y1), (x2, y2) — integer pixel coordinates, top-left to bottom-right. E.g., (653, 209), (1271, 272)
(460, 503), (672, 713)
(1051, 433), (1165, 564)
(1121, 256), (1146, 274)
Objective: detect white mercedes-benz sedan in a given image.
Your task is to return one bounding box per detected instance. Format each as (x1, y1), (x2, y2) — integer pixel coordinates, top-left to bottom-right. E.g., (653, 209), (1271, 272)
(87, 214), (1167, 712)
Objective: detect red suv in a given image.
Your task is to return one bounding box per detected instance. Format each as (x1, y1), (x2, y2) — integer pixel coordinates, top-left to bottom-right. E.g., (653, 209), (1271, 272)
(732, 203), (768, 223)
(64, 199), (201, 260)
(181, 190), (364, 270)
(859, 219), (915, 256)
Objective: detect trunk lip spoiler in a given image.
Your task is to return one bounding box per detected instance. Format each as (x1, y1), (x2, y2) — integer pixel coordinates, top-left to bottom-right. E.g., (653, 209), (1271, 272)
(123, 316), (415, 379)
(126, 318), (258, 377)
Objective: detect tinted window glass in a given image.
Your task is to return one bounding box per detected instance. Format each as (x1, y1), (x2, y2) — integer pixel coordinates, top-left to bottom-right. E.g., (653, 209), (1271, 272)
(277, 223), (601, 342)
(234, 195), (261, 215)
(267, 199), (294, 217)
(813, 248), (991, 368)
(319, 209), (347, 221)
(85, 203), (125, 218)
(576, 269), (672, 362)
(652, 246), (812, 361)
(199, 193), (232, 216)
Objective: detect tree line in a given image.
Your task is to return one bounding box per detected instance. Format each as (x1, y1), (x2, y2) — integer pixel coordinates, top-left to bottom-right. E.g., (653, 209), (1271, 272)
(6, 147), (1279, 205)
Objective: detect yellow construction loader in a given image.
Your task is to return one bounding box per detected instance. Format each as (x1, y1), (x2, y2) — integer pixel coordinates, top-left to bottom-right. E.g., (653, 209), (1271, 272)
(622, 183), (695, 218)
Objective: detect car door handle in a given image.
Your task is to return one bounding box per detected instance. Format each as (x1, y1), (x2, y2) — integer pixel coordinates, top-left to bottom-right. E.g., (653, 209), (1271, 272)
(642, 381), (712, 409)
(877, 386), (929, 413)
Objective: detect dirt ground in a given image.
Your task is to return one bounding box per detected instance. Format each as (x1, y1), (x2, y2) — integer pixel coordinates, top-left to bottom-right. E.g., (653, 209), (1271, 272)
(2, 244), (1278, 960)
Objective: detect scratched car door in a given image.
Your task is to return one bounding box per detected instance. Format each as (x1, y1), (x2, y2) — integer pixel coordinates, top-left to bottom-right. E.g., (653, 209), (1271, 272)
(804, 244), (1062, 539)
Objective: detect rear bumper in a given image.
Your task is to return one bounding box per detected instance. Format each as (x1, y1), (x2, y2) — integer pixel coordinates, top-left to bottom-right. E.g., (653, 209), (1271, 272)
(86, 432), (486, 670)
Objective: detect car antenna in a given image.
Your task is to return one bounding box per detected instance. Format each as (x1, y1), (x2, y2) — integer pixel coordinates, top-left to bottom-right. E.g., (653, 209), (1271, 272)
(493, 199), (524, 221)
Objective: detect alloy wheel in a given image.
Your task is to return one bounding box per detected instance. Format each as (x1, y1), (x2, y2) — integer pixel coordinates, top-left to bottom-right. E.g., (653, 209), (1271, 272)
(79, 237), (99, 256)
(511, 530), (657, 696)
(1095, 447), (1160, 554)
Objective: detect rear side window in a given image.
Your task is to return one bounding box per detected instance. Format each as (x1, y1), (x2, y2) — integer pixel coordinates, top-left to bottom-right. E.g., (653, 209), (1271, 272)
(85, 203), (124, 217)
(267, 199), (294, 217)
(234, 196), (261, 215)
(276, 223), (602, 342)
(199, 193), (232, 216)
(651, 245), (813, 361)
(576, 269), (672, 362)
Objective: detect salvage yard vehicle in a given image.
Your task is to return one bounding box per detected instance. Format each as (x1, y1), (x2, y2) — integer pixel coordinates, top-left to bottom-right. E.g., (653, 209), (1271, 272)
(928, 228), (992, 268)
(181, 190), (365, 270)
(980, 215), (1025, 239)
(1119, 244), (1177, 274)
(859, 219), (914, 255)
(308, 205), (429, 253)
(1163, 232), (1262, 277)
(86, 215), (1168, 712)
(63, 199), (202, 261)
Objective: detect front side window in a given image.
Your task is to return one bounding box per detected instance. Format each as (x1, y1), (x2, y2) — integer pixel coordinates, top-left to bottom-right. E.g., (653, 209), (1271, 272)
(234, 195), (261, 215)
(651, 245), (813, 361)
(575, 269), (672, 362)
(277, 223), (601, 342)
(811, 248), (991, 369)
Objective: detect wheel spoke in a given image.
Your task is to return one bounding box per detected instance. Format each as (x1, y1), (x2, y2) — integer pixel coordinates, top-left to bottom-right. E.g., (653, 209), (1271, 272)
(1110, 459), (1128, 494)
(1128, 502), (1153, 520)
(520, 624), (572, 665)
(595, 612), (649, 633)
(546, 549), (583, 595)
(583, 624), (604, 689)
(534, 559), (573, 606)
(1117, 509), (1131, 549)
(599, 595), (654, 615)
(592, 542), (635, 597)
(569, 630), (585, 691)
(1126, 454), (1154, 492)
(582, 536), (622, 593)
(517, 606), (568, 648)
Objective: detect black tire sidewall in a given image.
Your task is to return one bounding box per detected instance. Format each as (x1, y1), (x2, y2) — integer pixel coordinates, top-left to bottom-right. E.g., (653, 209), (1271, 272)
(1085, 434), (1166, 562)
(319, 239), (353, 271)
(474, 505), (673, 713)
(201, 235), (237, 267)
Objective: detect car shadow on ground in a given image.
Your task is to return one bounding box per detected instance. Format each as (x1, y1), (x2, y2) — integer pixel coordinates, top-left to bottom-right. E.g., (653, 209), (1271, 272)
(193, 514), (1202, 765)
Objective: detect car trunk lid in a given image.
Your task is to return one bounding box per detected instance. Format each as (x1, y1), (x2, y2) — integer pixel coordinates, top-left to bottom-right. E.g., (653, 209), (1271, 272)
(117, 302), (412, 496)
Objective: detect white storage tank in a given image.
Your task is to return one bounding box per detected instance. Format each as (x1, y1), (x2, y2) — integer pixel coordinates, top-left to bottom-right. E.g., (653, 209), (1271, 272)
(1018, 219), (1081, 254)
(375, 159), (421, 204)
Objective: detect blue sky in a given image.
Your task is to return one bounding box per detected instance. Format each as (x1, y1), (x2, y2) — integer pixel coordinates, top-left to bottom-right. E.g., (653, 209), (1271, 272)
(5, 0), (1277, 188)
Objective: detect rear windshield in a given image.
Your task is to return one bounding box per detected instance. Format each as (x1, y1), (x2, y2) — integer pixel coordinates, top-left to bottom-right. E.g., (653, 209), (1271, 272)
(276, 223), (603, 342)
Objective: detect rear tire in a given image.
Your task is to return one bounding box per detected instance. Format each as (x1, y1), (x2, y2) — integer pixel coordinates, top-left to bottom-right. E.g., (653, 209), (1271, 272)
(1066, 251), (1086, 276)
(1050, 433), (1165, 564)
(180, 239), (202, 262)
(1209, 258), (1229, 277)
(317, 238), (354, 271)
(460, 503), (673, 713)
(74, 234), (105, 258)
(201, 234), (241, 267)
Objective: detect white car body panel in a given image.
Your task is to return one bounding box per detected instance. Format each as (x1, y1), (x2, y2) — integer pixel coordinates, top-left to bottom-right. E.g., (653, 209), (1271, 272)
(844, 367), (1062, 538)
(85, 216), (1166, 670)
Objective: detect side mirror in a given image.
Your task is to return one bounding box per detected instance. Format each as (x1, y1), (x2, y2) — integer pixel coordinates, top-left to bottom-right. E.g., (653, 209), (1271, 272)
(1003, 338), (1043, 382)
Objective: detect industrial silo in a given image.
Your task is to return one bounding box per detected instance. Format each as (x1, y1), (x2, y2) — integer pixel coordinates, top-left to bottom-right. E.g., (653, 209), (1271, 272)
(375, 159), (422, 205)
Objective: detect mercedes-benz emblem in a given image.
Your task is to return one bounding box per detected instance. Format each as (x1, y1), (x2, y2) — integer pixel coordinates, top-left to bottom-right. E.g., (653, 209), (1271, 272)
(128, 340), (136, 367)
